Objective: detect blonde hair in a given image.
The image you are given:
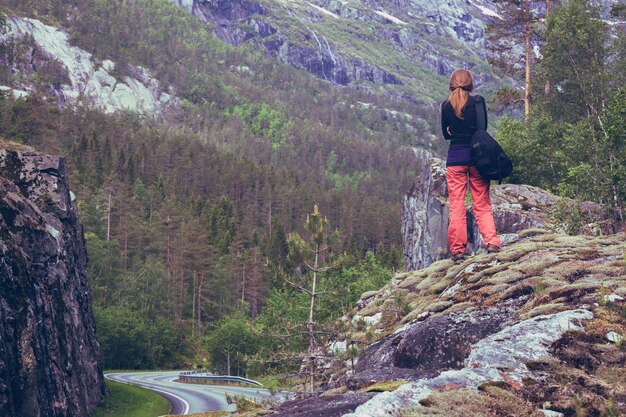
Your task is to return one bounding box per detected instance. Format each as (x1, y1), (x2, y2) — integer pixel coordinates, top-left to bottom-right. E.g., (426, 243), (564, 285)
(448, 69), (474, 119)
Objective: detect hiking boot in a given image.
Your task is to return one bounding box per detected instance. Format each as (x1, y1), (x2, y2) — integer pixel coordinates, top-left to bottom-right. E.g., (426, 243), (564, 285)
(486, 244), (500, 254)
(452, 252), (466, 264)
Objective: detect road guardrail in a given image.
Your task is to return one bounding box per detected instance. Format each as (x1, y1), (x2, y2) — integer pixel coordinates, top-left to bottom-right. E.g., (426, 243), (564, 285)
(178, 372), (262, 387)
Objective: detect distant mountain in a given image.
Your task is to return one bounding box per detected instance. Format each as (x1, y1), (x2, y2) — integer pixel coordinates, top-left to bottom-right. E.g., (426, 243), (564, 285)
(169, 0), (502, 102)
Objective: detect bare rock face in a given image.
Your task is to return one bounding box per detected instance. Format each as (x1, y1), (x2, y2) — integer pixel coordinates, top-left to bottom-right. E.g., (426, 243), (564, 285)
(343, 309), (595, 417)
(346, 298), (522, 390)
(403, 158), (619, 271)
(175, 0), (405, 87)
(401, 158), (448, 271)
(0, 143), (104, 417)
(273, 229), (626, 416)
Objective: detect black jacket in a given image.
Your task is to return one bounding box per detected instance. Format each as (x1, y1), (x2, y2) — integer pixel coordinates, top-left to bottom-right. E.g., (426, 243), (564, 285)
(441, 94), (488, 147)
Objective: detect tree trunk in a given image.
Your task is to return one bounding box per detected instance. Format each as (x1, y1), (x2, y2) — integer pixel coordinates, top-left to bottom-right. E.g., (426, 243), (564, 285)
(197, 272), (203, 337)
(544, 0), (551, 95)
(307, 244), (320, 395)
(106, 189), (112, 241)
(524, 0), (532, 122)
(166, 215), (172, 275)
(226, 350), (231, 376)
(123, 216), (128, 270)
(241, 261), (246, 309)
(252, 249), (259, 318)
(166, 215), (173, 320)
(192, 271), (196, 337)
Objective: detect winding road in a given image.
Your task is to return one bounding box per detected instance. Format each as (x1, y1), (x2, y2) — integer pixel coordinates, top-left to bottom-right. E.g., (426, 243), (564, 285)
(106, 371), (288, 415)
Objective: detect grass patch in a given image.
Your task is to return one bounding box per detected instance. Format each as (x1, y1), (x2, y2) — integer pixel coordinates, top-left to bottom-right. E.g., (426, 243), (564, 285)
(401, 387), (543, 417)
(255, 374), (297, 392)
(91, 379), (170, 417)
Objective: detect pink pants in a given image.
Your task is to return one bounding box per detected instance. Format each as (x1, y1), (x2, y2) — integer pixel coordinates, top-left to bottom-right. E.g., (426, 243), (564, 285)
(446, 165), (501, 255)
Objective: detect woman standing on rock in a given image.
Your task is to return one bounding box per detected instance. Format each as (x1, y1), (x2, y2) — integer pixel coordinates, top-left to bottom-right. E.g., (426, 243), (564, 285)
(441, 69), (500, 263)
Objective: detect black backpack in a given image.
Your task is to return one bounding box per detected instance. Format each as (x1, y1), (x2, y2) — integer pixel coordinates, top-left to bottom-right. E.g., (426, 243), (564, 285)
(470, 97), (513, 183)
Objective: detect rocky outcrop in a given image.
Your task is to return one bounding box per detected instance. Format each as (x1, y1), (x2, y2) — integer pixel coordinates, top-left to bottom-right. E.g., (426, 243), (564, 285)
(347, 299), (523, 390)
(0, 141), (104, 417)
(401, 159), (449, 271)
(343, 310), (595, 417)
(171, 0), (619, 102)
(186, 0), (401, 87)
(268, 229), (625, 416)
(402, 158), (619, 271)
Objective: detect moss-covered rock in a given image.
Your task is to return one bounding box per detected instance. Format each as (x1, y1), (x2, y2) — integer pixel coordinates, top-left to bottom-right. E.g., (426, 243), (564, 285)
(314, 230), (626, 417)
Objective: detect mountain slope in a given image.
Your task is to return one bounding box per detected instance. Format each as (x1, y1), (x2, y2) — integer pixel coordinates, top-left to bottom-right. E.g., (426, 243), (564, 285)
(0, 0), (437, 242)
(4, 16), (175, 114)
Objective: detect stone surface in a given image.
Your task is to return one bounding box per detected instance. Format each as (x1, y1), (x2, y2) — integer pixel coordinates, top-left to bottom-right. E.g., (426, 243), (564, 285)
(606, 331), (623, 344)
(0, 143), (104, 417)
(169, 0), (622, 102)
(343, 310), (593, 417)
(169, 0), (496, 99)
(401, 158), (448, 271)
(273, 229), (626, 416)
(541, 411), (565, 417)
(346, 299), (521, 390)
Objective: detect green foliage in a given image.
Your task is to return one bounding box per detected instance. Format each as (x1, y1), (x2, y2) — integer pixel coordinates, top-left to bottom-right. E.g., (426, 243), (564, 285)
(91, 379), (170, 417)
(227, 102), (293, 150)
(207, 195), (237, 254)
(0, 0), (429, 375)
(541, 0), (608, 122)
(498, 0), (626, 215)
(497, 114), (564, 189)
(94, 307), (180, 369)
(552, 200), (584, 235)
(255, 250), (393, 372)
(205, 312), (260, 376)
(325, 150), (372, 191)
(326, 251), (392, 317)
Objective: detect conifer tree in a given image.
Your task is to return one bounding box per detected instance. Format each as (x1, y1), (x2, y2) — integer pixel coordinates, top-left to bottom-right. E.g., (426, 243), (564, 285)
(286, 205), (340, 394)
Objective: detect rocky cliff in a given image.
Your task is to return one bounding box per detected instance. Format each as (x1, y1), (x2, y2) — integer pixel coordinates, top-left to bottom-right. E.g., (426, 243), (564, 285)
(0, 140), (104, 417)
(1, 16), (176, 115)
